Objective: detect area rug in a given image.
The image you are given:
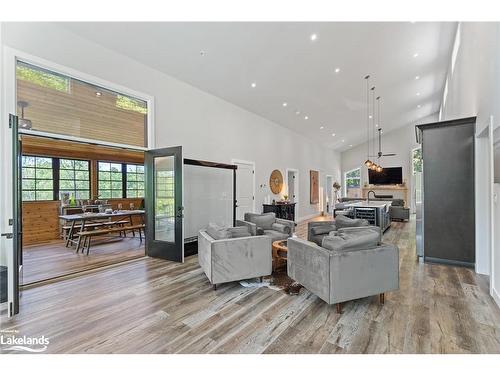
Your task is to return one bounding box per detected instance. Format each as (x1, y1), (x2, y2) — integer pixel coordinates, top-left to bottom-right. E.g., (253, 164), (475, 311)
(239, 268), (303, 295)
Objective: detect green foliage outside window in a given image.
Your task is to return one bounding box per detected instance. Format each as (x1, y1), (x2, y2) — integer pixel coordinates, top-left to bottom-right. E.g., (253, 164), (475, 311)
(17, 62), (69, 92)
(116, 95), (147, 114)
(412, 148), (422, 174)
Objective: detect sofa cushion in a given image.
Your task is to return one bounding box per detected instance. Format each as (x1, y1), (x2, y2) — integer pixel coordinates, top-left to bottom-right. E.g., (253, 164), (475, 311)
(334, 215), (369, 229)
(271, 222), (291, 234)
(321, 228), (380, 252)
(263, 229), (289, 242)
(206, 223), (232, 240)
(228, 226), (252, 238)
(311, 224), (336, 236)
(248, 213), (276, 230)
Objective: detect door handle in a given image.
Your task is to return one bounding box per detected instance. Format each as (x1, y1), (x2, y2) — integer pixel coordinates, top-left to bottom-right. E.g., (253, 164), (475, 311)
(1, 233), (13, 239)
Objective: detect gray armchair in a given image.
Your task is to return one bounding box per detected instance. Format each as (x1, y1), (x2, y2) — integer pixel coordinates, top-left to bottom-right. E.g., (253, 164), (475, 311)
(198, 224), (272, 289)
(288, 226), (399, 313)
(239, 212), (295, 242)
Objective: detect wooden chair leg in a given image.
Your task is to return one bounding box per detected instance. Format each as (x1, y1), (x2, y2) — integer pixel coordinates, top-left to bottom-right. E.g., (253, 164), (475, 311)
(379, 293), (385, 305)
(86, 236), (92, 255)
(336, 303), (342, 314)
(139, 228), (143, 243)
(75, 235), (82, 253)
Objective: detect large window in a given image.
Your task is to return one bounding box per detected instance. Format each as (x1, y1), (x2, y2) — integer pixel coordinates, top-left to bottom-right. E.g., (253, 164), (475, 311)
(16, 60), (148, 147)
(59, 158), (90, 199)
(126, 164), (145, 198)
(98, 162), (124, 199)
(22, 156), (54, 201)
(344, 167), (361, 198)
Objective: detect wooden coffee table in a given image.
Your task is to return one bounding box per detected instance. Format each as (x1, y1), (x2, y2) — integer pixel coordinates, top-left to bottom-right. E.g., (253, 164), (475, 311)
(272, 239), (288, 272)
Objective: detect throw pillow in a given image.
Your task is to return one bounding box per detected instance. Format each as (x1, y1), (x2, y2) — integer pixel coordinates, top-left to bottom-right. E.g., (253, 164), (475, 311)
(271, 222), (291, 234)
(206, 223), (231, 240)
(335, 215), (369, 229)
(310, 224), (336, 235)
(228, 226), (251, 238)
(249, 213), (276, 230)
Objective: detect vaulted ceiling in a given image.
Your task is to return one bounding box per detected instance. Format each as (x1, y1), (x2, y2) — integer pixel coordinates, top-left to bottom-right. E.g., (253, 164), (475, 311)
(61, 22), (457, 151)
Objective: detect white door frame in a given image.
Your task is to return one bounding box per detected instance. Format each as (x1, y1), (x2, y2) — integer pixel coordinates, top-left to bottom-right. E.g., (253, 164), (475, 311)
(3, 46), (156, 150)
(285, 168), (299, 221)
(231, 159), (256, 214)
(325, 174), (333, 214)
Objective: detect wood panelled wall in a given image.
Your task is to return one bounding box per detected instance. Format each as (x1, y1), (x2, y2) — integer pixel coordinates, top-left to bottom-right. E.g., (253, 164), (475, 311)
(22, 136), (145, 246)
(17, 78), (147, 147)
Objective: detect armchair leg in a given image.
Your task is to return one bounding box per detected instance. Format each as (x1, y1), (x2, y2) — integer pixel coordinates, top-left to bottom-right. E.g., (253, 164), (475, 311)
(259, 276), (263, 282)
(213, 284), (217, 291)
(379, 293), (385, 305)
(336, 303), (342, 314)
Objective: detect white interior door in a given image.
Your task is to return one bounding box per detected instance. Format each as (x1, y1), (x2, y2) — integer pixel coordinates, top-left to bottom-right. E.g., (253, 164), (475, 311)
(233, 161), (254, 220)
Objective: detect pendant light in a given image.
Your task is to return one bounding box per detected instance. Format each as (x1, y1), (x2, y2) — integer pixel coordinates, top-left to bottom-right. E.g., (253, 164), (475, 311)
(364, 75), (373, 168)
(370, 86), (378, 171)
(376, 96), (383, 173)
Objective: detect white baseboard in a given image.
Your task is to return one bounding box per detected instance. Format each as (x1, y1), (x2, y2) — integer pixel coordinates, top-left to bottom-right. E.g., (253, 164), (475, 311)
(297, 212), (325, 223)
(492, 286), (500, 309)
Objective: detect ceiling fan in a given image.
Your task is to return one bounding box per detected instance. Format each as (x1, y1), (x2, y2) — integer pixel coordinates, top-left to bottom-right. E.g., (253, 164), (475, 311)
(371, 128), (397, 158)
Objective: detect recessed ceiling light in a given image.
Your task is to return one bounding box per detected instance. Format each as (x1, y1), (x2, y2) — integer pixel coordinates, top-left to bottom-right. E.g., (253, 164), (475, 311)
(334, 68), (340, 73)
(320, 126), (324, 129)
(95, 92), (102, 97)
(415, 75), (420, 80)
(200, 50), (206, 56)
(416, 92), (421, 96)
(251, 82), (256, 88)
(295, 111), (300, 115)
(282, 102), (288, 107)
(375, 124), (379, 127)
(413, 53), (419, 58)
(332, 133), (336, 137)
(304, 116), (309, 120)
(341, 139), (345, 143)
(417, 104), (421, 108)
(349, 145), (353, 147)
(310, 34), (318, 41)
(369, 115), (373, 119)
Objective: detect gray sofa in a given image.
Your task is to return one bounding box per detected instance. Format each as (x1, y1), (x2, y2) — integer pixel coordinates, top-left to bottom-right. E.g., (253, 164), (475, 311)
(239, 212), (295, 242)
(198, 224), (272, 289)
(288, 226), (399, 312)
(307, 215), (370, 246)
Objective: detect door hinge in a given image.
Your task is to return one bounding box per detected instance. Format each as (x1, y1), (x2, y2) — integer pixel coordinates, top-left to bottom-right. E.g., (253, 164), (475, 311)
(252, 170), (255, 174)
(8, 218), (13, 226)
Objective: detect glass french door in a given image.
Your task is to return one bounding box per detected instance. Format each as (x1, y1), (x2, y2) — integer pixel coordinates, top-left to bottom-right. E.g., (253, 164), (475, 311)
(145, 146), (184, 262)
(1, 114), (22, 316)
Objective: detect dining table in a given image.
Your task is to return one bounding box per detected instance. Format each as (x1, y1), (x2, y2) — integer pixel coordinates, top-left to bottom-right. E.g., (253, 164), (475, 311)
(60, 210), (146, 248)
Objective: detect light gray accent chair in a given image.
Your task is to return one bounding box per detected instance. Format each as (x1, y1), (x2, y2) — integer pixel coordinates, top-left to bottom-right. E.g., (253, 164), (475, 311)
(288, 226), (399, 313)
(307, 215), (370, 246)
(198, 223), (272, 290)
(240, 212), (295, 242)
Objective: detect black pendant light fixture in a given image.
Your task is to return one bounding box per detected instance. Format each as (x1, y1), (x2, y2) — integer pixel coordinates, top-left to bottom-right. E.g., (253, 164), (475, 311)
(364, 75), (373, 168)
(376, 96), (383, 172)
(369, 85), (378, 171)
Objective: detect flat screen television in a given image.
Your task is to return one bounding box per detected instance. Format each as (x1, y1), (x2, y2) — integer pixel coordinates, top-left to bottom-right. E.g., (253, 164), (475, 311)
(368, 167), (403, 185)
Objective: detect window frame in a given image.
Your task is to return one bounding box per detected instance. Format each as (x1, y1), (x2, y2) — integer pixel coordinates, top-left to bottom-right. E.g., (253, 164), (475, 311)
(58, 157), (91, 200)
(125, 163), (145, 199)
(344, 167), (362, 194)
(96, 161), (126, 199)
(21, 155), (55, 201)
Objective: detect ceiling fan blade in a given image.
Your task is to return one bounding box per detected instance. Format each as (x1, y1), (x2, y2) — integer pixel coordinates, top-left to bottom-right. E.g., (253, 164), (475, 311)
(382, 153), (397, 156)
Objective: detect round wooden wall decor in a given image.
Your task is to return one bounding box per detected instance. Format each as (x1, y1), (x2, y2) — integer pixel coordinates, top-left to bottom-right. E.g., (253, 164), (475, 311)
(269, 169), (284, 194)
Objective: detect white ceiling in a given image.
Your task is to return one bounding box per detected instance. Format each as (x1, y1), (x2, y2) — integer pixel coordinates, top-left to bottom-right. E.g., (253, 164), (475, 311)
(61, 22), (457, 151)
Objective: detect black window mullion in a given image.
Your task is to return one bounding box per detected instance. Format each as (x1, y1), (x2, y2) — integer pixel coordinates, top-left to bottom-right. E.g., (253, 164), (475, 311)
(122, 163), (127, 198)
(53, 158), (60, 201)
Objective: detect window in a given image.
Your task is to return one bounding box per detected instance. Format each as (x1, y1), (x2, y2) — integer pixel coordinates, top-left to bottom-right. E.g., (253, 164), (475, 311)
(412, 148), (422, 174)
(126, 164), (145, 198)
(98, 162), (123, 199)
(344, 167), (361, 198)
(22, 156), (54, 201)
(59, 159), (90, 199)
(16, 60), (148, 147)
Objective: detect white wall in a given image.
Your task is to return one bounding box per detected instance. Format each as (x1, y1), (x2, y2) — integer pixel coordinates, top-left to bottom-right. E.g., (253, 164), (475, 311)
(1, 22), (341, 222)
(340, 113), (438, 208)
(440, 22), (500, 303)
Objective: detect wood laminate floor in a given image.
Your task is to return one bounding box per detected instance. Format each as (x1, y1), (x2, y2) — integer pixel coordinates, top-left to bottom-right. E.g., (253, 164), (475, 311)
(2, 217), (499, 354)
(21, 237), (145, 285)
